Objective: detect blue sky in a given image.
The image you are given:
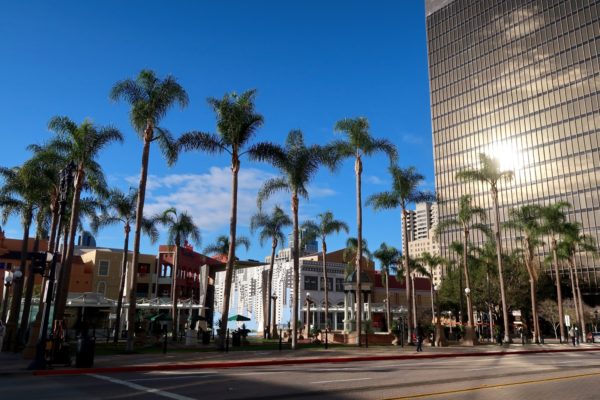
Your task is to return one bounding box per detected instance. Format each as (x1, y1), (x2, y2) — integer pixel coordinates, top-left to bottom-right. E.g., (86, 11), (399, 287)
(0, 1), (433, 264)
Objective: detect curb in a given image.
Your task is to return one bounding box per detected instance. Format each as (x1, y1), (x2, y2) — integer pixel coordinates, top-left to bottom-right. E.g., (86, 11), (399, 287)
(32, 347), (600, 377)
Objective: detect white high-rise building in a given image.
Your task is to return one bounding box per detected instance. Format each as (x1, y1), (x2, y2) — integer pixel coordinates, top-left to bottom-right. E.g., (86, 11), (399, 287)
(405, 202), (444, 286)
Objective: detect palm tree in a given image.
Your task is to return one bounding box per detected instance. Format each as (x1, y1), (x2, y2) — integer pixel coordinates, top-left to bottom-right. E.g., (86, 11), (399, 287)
(373, 243), (401, 333)
(0, 164), (47, 351)
(456, 153), (514, 344)
(366, 165), (431, 344)
(111, 69), (188, 351)
(557, 221), (598, 341)
(153, 208), (201, 340)
(91, 188), (159, 343)
(203, 234), (251, 257)
(46, 116), (123, 328)
(418, 252), (444, 327)
(539, 201), (571, 343)
(333, 117), (397, 346)
(503, 204), (544, 343)
(302, 211), (349, 332)
(251, 206), (292, 337)
(177, 89), (263, 348)
(434, 194), (490, 345)
(252, 130), (336, 349)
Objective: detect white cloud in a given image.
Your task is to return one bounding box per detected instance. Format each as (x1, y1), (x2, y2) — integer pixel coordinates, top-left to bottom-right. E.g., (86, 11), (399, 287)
(366, 175), (385, 185)
(126, 167), (285, 233)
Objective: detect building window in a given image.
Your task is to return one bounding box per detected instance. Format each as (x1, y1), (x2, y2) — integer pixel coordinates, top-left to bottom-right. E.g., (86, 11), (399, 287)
(98, 260), (109, 277)
(304, 276), (318, 291)
(335, 278), (344, 292)
(97, 281), (106, 296)
(319, 277), (333, 291)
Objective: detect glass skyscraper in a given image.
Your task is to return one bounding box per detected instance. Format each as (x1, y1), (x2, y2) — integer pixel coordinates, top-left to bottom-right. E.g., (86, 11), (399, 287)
(425, 0), (600, 290)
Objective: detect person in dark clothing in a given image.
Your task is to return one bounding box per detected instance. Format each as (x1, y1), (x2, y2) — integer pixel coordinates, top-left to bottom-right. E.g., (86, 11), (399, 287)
(416, 323), (424, 352)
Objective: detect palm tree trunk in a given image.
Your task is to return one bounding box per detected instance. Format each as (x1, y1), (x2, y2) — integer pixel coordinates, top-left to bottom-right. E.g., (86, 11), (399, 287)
(47, 195), (59, 253)
(402, 207), (413, 345)
(114, 225), (130, 344)
(552, 239), (565, 343)
(18, 228), (41, 348)
(218, 155), (240, 348)
(525, 257), (540, 344)
(462, 229), (474, 329)
(411, 274), (417, 328)
(354, 155), (363, 346)
(127, 130), (152, 352)
(567, 259), (579, 337)
(322, 240), (329, 331)
(385, 269), (391, 333)
(430, 274), (435, 326)
(53, 168), (84, 323)
(267, 240), (276, 337)
(3, 215), (32, 352)
(291, 191), (299, 349)
(571, 256), (586, 340)
(171, 244), (179, 341)
(491, 186), (510, 344)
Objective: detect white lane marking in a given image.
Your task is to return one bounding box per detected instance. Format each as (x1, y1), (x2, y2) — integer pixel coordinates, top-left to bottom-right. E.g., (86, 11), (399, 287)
(311, 377), (373, 384)
(90, 374), (196, 400)
(130, 374), (216, 382)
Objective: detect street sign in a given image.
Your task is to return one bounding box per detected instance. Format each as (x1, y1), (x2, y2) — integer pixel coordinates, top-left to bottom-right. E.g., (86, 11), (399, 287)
(565, 314), (571, 327)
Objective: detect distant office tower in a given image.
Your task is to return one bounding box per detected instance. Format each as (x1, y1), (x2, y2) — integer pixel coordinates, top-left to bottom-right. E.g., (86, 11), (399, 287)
(405, 202), (443, 285)
(426, 0), (600, 289)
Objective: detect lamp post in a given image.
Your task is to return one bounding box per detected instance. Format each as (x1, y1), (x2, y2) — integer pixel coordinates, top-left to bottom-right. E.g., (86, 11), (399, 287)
(305, 292), (312, 339)
(1, 271), (15, 323)
(464, 287), (477, 345)
(594, 310), (599, 333)
(449, 310), (453, 335)
(29, 161), (75, 370)
(2, 267), (22, 351)
(271, 294), (278, 339)
(434, 284), (447, 347)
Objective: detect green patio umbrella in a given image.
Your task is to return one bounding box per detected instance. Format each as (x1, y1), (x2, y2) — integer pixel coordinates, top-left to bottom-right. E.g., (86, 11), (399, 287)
(228, 314), (251, 322)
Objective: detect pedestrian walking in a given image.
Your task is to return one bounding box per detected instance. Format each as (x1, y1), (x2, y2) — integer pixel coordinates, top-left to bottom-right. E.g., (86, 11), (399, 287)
(416, 323), (424, 352)
(569, 326), (576, 346)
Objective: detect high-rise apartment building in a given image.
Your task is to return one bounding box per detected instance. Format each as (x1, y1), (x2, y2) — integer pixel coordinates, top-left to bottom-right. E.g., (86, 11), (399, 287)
(426, 0), (600, 289)
(404, 202), (443, 286)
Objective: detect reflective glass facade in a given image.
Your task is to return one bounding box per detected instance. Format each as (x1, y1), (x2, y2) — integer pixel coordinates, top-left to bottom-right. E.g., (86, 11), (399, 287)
(426, 0), (600, 289)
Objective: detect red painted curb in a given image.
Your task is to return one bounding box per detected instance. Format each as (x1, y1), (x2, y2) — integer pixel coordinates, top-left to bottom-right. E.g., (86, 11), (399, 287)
(32, 347), (600, 377)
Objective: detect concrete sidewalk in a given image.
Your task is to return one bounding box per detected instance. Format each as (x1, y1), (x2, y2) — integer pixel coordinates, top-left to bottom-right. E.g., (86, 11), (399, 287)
(2, 342), (598, 377)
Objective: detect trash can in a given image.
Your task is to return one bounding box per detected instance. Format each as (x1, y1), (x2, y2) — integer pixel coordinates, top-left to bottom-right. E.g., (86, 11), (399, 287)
(76, 336), (96, 368)
(202, 331), (211, 345)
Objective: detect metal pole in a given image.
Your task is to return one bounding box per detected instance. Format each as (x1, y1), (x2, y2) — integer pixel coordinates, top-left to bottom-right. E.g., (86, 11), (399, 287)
(325, 328), (328, 350)
(163, 325), (167, 354)
(225, 328), (230, 353)
(278, 328), (282, 351)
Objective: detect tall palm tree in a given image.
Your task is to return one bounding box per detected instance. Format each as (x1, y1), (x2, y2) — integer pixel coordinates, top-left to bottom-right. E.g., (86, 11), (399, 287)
(557, 221), (597, 341)
(203, 234), (251, 257)
(302, 211), (349, 332)
(177, 89), (263, 348)
(251, 206), (292, 337)
(153, 208), (201, 339)
(91, 188), (159, 343)
(539, 201), (571, 343)
(373, 243), (401, 333)
(333, 117), (397, 346)
(456, 153), (514, 344)
(0, 164), (47, 351)
(503, 204), (544, 343)
(111, 69), (188, 351)
(434, 194), (490, 345)
(46, 116), (123, 327)
(366, 165), (431, 344)
(253, 130), (337, 349)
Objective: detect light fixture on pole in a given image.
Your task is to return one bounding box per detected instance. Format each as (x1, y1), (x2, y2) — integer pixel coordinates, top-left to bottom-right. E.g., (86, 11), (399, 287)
(1, 271), (15, 322)
(305, 292), (312, 339)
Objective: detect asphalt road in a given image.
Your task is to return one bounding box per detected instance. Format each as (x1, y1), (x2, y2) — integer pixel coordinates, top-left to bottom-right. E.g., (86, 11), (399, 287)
(5, 351), (600, 399)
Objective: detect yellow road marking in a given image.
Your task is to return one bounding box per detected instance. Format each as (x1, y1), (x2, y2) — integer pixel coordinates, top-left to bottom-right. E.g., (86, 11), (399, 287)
(384, 370), (600, 399)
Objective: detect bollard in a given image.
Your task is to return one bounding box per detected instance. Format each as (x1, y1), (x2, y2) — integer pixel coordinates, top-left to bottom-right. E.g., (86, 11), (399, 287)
(225, 329), (230, 353)
(325, 329), (328, 350)
(163, 326), (168, 354)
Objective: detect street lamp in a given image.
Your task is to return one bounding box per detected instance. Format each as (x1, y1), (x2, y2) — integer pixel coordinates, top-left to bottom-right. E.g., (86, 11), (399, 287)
(1, 271), (15, 322)
(29, 161), (75, 370)
(271, 294), (278, 339)
(594, 310), (599, 332)
(305, 292), (312, 339)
